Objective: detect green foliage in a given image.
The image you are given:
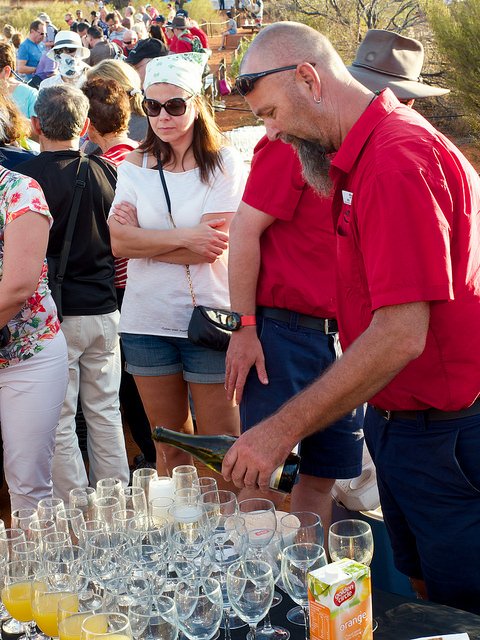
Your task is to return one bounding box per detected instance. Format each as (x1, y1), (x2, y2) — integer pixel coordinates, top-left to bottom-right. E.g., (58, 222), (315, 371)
(424, 0), (480, 131)
(229, 34), (254, 79)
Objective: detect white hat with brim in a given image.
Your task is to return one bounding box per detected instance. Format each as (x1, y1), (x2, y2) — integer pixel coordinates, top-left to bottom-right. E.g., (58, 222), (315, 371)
(47, 30), (90, 60)
(347, 29), (450, 100)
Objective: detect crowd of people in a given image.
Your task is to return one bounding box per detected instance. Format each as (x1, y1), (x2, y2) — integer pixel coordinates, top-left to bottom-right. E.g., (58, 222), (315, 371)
(0, 4), (480, 621)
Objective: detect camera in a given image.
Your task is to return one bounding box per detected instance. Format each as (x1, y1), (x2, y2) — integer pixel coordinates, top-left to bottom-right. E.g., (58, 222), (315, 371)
(0, 325), (11, 348)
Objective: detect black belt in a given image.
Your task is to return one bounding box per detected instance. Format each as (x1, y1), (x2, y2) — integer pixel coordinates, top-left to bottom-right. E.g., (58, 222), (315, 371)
(372, 397), (480, 422)
(257, 307), (338, 334)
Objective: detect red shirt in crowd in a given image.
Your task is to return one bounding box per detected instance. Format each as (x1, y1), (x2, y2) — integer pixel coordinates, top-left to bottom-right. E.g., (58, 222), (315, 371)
(331, 89), (480, 411)
(102, 141), (138, 289)
(242, 136), (336, 319)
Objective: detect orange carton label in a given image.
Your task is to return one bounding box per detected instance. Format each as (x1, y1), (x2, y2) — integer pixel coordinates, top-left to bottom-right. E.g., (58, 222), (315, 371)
(308, 558), (373, 640)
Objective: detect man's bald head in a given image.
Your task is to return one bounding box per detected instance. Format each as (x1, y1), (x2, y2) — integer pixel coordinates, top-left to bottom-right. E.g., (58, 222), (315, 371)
(241, 21), (346, 79)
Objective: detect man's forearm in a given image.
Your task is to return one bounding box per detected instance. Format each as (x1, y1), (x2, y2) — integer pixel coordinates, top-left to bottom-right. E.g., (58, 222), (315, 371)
(228, 213), (262, 313)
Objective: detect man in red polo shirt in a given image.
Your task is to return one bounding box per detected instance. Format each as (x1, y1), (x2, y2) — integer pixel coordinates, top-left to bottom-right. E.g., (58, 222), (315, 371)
(226, 136), (363, 533)
(222, 23), (480, 614)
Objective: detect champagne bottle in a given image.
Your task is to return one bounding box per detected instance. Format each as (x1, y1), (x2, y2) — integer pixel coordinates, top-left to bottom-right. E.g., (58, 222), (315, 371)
(151, 427), (300, 494)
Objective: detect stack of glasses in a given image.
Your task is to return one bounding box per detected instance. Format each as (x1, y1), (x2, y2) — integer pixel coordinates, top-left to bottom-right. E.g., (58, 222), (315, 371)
(0, 466), (374, 640)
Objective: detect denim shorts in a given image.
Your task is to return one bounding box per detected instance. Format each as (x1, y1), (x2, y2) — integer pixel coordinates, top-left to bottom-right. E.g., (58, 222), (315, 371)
(240, 315), (364, 479)
(120, 333), (226, 384)
(364, 405), (480, 613)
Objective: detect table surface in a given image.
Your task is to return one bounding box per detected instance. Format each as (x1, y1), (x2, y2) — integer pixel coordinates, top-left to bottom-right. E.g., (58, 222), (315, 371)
(230, 589), (480, 640)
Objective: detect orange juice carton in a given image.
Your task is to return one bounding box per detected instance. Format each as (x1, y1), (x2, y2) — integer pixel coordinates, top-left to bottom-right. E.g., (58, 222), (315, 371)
(308, 558), (373, 640)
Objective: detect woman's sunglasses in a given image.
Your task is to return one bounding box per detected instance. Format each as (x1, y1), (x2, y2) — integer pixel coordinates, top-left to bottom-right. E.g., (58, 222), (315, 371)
(142, 96), (193, 117)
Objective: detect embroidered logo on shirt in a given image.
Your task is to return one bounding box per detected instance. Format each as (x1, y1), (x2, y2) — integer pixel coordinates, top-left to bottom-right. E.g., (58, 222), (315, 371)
(342, 190), (353, 205)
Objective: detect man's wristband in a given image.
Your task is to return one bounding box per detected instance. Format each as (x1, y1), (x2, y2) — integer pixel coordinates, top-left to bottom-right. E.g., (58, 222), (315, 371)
(240, 314), (257, 327)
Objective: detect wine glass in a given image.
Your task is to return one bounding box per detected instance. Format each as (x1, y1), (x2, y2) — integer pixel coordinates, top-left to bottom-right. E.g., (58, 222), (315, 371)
(328, 519), (374, 565)
(251, 533), (289, 640)
(43, 532), (72, 553)
(96, 479), (125, 510)
(148, 478), (175, 506)
(37, 499), (65, 524)
(12, 541), (40, 562)
(204, 516), (247, 639)
(32, 573), (73, 639)
(80, 612), (133, 640)
(200, 490), (238, 533)
(193, 477), (218, 495)
(57, 592), (104, 640)
(173, 488), (200, 506)
(281, 544), (327, 640)
(238, 499), (277, 555)
(279, 512), (323, 625)
(171, 466), (198, 492)
(328, 519), (376, 630)
(69, 489), (97, 522)
(226, 560), (274, 640)
(11, 510), (39, 537)
(94, 497), (121, 530)
(149, 497), (174, 525)
(174, 577), (223, 640)
(0, 529), (28, 635)
(132, 469), (158, 505)
(56, 509), (86, 545)
(122, 488), (148, 518)
(146, 596), (177, 640)
(28, 519), (57, 549)
(2, 559), (41, 640)
(78, 520), (107, 550)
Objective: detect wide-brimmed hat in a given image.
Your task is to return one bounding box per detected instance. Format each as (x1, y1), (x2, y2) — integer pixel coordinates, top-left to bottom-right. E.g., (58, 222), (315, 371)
(171, 16), (188, 29)
(47, 30), (90, 59)
(126, 37), (168, 65)
(348, 29), (449, 99)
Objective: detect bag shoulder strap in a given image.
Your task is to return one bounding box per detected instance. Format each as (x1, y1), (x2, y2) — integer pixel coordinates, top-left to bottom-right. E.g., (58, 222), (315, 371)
(56, 154), (89, 283)
(157, 156), (197, 306)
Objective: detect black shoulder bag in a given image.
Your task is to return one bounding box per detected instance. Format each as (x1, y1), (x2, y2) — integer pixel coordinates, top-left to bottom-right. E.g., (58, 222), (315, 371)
(157, 157), (241, 351)
(47, 154), (89, 322)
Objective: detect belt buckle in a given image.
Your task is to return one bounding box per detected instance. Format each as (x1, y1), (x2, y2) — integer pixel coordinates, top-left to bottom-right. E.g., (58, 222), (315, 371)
(324, 319), (336, 334)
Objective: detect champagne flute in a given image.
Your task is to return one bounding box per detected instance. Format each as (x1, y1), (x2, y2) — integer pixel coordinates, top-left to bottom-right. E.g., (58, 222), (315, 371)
(38, 499), (65, 524)
(193, 477), (218, 495)
(279, 512), (323, 625)
(328, 519), (376, 630)
(56, 509), (86, 545)
(12, 541), (40, 562)
(78, 520), (107, 550)
(11, 510), (39, 537)
(226, 560), (274, 640)
(132, 469), (158, 505)
(80, 612), (133, 640)
(32, 573), (73, 639)
(28, 519), (57, 549)
(200, 490), (238, 533)
(174, 577), (223, 640)
(281, 544), (327, 640)
(96, 480), (125, 510)
(149, 498), (174, 526)
(122, 488), (148, 518)
(171, 466), (198, 492)
(94, 498), (121, 530)
(69, 489), (97, 522)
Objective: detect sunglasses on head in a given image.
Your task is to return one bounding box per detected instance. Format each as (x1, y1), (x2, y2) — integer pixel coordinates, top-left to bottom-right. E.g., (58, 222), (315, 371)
(235, 64), (298, 96)
(142, 95), (193, 117)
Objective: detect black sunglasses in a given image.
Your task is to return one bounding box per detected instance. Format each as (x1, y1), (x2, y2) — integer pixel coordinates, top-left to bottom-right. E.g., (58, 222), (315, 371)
(142, 96), (193, 117)
(235, 64), (298, 96)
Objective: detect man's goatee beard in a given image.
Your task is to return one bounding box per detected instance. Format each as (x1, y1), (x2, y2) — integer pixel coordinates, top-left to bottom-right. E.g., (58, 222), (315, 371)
(282, 135), (333, 196)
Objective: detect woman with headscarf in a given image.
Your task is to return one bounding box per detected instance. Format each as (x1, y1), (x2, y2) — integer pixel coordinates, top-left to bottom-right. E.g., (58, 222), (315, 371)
(109, 53), (246, 476)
